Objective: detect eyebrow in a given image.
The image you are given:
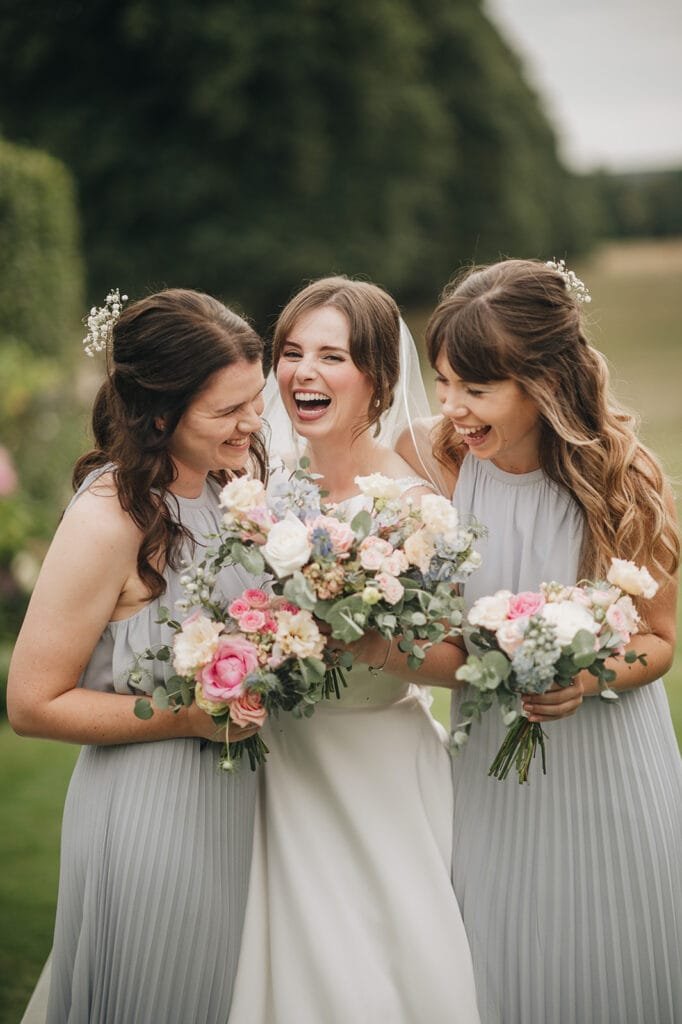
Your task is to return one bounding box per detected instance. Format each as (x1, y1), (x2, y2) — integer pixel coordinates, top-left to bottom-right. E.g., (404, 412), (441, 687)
(283, 341), (348, 354)
(216, 380), (266, 415)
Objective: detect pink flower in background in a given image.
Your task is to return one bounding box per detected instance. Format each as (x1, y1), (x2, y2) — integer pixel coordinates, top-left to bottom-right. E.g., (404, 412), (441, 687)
(0, 446), (18, 497)
(228, 597), (251, 618)
(244, 588), (270, 608)
(230, 691), (268, 729)
(310, 515), (355, 554)
(238, 609), (267, 633)
(507, 592), (544, 620)
(200, 635), (260, 702)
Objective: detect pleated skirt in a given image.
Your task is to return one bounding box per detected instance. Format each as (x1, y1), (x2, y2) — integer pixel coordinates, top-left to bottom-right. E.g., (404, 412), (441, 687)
(47, 738), (257, 1024)
(451, 679), (682, 1024)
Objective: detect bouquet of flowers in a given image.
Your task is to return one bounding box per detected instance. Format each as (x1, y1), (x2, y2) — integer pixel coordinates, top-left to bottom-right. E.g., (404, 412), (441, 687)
(453, 558), (657, 783)
(132, 586), (328, 771)
(211, 463), (485, 677)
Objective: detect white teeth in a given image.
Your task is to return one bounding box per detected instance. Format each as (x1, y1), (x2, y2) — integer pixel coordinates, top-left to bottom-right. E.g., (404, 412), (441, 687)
(456, 425), (487, 436)
(294, 391), (330, 403)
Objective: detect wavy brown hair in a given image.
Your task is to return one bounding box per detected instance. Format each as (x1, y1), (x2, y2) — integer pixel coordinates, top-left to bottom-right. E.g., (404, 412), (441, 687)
(74, 288), (267, 599)
(271, 276), (400, 438)
(426, 259), (679, 584)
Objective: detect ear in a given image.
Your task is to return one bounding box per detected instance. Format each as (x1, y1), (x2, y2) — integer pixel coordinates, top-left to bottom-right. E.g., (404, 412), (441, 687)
(154, 416), (166, 432)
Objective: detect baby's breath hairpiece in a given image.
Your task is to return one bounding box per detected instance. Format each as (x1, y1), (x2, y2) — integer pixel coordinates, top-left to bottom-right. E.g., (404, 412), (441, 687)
(82, 288), (128, 356)
(545, 259), (591, 304)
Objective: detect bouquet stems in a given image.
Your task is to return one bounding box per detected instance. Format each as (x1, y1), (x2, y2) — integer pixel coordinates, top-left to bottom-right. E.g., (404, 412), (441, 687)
(488, 716), (547, 784)
(221, 733), (270, 773)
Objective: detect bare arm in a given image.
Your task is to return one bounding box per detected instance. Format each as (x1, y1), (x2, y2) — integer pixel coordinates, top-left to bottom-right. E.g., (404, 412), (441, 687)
(7, 488), (254, 745)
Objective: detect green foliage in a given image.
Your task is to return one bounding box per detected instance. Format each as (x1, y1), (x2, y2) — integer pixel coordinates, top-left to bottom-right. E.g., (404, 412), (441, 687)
(588, 168), (682, 239)
(0, 140), (86, 702)
(0, 0), (596, 320)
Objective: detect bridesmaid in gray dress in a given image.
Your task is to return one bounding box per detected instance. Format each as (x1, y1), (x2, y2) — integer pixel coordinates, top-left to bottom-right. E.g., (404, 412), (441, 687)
(401, 258), (681, 1023)
(8, 289), (268, 1023)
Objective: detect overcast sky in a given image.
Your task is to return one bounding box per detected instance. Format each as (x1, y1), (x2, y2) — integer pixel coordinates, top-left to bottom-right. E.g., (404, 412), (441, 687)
(485, 0), (682, 172)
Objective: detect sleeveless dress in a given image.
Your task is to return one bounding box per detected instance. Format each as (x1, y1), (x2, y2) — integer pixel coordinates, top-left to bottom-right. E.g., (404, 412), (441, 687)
(451, 455), (682, 1024)
(228, 481), (481, 1024)
(36, 470), (258, 1024)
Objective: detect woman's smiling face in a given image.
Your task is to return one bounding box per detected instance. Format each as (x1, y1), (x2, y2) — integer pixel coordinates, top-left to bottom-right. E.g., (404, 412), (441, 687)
(434, 348), (542, 473)
(276, 305), (374, 442)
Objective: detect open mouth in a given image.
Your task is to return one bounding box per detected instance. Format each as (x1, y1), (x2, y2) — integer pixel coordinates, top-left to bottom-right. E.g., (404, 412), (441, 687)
(293, 390), (332, 420)
(456, 424), (491, 445)
(224, 437), (250, 450)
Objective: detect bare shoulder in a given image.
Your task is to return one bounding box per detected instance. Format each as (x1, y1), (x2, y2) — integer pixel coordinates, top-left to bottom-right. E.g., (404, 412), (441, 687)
(54, 474), (143, 574)
(394, 415), (459, 497)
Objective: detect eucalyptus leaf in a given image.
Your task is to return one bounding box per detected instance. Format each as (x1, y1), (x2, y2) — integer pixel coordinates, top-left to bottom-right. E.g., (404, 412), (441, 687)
(350, 509), (372, 540)
(233, 542), (265, 576)
(153, 686), (170, 710)
(134, 698), (154, 720)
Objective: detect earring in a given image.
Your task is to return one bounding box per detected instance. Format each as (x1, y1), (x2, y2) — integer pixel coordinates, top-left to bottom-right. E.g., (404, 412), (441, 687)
(374, 398), (381, 409)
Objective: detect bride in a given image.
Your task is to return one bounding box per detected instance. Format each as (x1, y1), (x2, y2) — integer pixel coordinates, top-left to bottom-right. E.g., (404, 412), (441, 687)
(228, 277), (480, 1024)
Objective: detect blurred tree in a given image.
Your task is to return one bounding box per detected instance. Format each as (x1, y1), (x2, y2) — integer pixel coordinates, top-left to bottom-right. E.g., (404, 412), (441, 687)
(0, 0), (595, 322)
(589, 168), (682, 239)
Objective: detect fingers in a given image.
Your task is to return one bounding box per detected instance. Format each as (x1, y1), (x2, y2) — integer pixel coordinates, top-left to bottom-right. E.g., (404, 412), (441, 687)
(226, 722), (260, 743)
(522, 681), (583, 722)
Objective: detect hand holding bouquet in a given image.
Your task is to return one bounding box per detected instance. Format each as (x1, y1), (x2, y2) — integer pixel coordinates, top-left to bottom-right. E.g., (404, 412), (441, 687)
(132, 587), (328, 771)
(454, 559), (657, 783)
(214, 464), (484, 679)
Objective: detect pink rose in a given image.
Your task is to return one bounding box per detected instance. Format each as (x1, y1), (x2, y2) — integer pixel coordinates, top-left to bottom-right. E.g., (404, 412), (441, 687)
(274, 600), (300, 614)
(228, 597), (251, 618)
(238, 609), (267, 633)
(261, 614), (278, 633)
(507, 592), (545, 620)
(229, 690), (268, 729)
(375, 572), (404, 605)
(244, 588), (270, 609)
(605, 603), (631, 642)
(359, 536), (393, 572)
(200, 635), (260, 702)
(310, 515), (355, 554)
(382, 550), (408, 576)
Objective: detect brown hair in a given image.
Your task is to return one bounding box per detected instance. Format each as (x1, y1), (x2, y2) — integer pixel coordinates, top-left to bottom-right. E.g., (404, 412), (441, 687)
(272, 276), (400, 436)
(74, 288), (266, 598)
(426, 259), (679, 583)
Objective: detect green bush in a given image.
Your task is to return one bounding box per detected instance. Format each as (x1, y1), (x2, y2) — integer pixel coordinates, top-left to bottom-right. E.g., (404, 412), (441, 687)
(0, 140), (87, 710)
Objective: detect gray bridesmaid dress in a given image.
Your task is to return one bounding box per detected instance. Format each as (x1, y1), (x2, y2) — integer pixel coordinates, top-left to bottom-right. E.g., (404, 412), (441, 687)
(452, 455), (682, 1024)
(45, 470), (258, 1024)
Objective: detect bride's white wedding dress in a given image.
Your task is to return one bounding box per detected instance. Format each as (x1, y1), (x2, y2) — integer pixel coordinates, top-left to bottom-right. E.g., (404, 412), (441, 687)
(228, 483), (480, 1024)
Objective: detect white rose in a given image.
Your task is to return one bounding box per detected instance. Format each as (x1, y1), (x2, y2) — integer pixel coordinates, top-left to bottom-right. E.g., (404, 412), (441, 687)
(219, 476), (267, 513)
(606, 558), (658, 599)
(354, 473), (402, 501)
(467, 591), (513, 631)
(261, 513), (312, 577)
(541, 600), (600, 647)
(375, 572), (404, 606)
(173, 613), (225, 675)
(419, 493), (459, 536)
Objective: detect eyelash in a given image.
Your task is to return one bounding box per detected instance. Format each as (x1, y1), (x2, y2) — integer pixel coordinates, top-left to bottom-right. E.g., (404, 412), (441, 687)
(282, 351), (344, 362)
(435, 376), (486, 398)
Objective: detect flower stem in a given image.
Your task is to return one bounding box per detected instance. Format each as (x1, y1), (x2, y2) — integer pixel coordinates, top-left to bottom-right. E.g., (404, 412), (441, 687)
(488, 717), (547, 784)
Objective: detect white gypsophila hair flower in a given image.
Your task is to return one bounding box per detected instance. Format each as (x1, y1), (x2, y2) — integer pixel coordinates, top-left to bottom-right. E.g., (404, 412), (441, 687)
(82, 288), (128, 356)
(545, 259), (591, 304)
(606, 558), (658, 599)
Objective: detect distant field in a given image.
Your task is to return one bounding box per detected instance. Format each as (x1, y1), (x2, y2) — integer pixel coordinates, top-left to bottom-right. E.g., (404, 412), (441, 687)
(1, 238), (680, 1022)
(411, 238), (682, 735)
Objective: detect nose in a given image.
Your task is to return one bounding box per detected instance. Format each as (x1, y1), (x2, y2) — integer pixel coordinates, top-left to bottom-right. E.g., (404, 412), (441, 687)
(441, 391), (470, 419)
(237, 402), (262, 434)
(293, 353), (317, 382)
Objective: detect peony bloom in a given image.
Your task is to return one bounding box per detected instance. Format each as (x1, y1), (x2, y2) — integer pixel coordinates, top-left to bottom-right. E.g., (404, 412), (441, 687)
(467, 591), (513, 631)
(541, 601), (600, 648)
(606, 558), (658, 599)
(419, 493), (460, 536)
(261, 513), (312, 577)
(173, 612), (225, 676)
(200, 634), (260, 702)
(229, 690), (268, 729)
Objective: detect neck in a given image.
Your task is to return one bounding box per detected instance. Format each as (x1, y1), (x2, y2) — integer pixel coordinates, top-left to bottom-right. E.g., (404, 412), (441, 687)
(168, 460), (206, 498)
(305, 432), (382, 503)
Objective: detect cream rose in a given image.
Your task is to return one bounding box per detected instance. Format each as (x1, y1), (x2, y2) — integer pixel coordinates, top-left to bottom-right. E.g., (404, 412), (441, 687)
(404, 529), (436, 574)
(354, 473), (402, 501)
(467, 591), (513, 631)
(606, 558), (658, 599)
(218, 476), (267, 513)
(173, 612), (225, 676)
(261, 513), (312, 577)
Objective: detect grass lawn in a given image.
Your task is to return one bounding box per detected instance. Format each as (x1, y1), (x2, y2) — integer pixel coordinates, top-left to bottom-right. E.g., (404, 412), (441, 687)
(1, 237), (680, 1020)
